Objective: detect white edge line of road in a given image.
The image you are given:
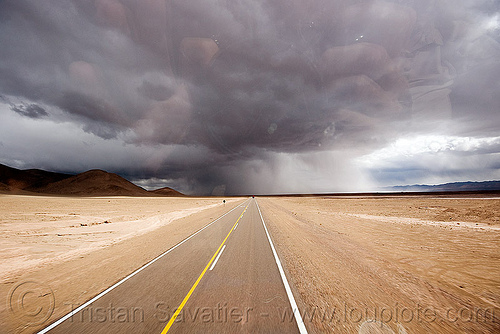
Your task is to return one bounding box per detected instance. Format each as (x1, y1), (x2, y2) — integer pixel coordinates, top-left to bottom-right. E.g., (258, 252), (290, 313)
(38, 199), (249, 334)
(209, 244), (226, 271)
(255, 199), (308, 334)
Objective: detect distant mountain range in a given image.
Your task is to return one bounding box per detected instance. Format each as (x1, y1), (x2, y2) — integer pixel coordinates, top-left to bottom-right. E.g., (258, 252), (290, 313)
(389, 181), (500, 192)
(0, 164), (184, 197)
(2, 162), (498, 196)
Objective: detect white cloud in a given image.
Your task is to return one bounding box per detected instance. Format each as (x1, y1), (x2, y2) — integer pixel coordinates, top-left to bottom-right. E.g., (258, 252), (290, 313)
(357, 135), (500, 168)
(356, 135), (500, 186)
(482, 13), (500, 32)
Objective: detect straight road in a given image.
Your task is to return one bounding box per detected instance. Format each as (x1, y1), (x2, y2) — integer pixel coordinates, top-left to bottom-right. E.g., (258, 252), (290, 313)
(40, 198), (305, 333)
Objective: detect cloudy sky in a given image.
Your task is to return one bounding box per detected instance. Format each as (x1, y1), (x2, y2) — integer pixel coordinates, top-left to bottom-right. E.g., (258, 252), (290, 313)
(0, 0), (499, 195)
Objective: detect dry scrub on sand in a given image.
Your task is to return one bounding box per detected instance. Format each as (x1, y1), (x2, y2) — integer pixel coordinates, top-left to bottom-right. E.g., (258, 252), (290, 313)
(258, 196), (500, 333)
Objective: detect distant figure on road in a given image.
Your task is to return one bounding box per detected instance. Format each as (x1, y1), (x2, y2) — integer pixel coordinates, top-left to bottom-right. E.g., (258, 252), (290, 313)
(223, 200), (226, 204)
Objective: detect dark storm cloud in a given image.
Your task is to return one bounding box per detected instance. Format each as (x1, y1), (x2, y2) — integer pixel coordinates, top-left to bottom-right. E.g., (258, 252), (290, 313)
(58, 91), (126, 125)
(137, 81), (175, 101)
(0, 0), (499, 194)
(11, 103), (48, 118)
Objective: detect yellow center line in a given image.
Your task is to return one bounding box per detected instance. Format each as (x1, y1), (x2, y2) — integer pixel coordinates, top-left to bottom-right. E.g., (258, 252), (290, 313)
(160, 202), (250, 334)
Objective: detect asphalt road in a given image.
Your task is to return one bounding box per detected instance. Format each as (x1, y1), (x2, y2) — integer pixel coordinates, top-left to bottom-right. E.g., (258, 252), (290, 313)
(40, 198), (304, 333)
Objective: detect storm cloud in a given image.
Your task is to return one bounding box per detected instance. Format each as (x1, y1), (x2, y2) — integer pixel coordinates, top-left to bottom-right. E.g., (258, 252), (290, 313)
(11, 103), (48, 119)
(0, 0), (499, 194)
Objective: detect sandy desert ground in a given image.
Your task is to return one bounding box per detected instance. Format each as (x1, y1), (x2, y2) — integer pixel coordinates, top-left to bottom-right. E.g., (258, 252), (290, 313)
(0, 195), (245, 333)
(258, 196), (500, 333)
(1, 194), (499, 333)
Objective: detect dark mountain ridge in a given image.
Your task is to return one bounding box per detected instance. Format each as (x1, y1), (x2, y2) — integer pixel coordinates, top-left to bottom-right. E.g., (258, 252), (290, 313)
(0, 164), (184, 196)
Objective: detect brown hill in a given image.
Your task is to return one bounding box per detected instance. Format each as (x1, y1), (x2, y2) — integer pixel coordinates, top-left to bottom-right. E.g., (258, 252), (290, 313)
(0, 164), (72, 191)
(0, 182), (9, 192)
(38, 169), (150, 196)
(150, 186), (185, 197)
(0, 164), (185, 197)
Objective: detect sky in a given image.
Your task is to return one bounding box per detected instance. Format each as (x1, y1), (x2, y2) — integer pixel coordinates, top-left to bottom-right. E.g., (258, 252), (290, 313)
(0, 0), (499, 195)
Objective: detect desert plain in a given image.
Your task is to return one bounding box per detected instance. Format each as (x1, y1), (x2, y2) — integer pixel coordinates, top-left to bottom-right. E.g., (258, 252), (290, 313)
(0, 194), (499, 333)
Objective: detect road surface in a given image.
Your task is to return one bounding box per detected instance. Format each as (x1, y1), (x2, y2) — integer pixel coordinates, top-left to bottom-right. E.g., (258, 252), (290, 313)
(39, 198), (305, 333)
